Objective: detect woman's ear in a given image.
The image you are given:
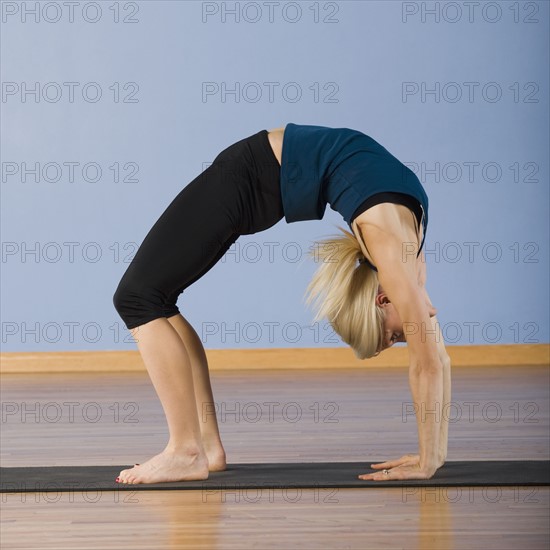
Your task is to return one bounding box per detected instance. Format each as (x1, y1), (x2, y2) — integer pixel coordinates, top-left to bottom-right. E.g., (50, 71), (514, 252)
(375, 291), (391, 307)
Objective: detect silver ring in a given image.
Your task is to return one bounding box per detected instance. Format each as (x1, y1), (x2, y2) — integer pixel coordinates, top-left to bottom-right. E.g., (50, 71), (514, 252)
(383, 469), (389, 475)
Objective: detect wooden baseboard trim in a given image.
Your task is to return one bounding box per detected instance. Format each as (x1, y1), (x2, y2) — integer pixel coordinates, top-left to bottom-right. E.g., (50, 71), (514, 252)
(0, 344), (548, 374)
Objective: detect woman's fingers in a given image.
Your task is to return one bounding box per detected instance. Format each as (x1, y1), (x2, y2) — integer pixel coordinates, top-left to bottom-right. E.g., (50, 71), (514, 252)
(370, 454), (419, 469)
(358, 472), (389, 481)
(370, 460), (400, 469)
(359, 462), (434, 481)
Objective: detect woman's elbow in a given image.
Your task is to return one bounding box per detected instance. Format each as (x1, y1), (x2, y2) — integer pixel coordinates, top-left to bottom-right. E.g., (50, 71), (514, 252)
(409, 357), (444, 376)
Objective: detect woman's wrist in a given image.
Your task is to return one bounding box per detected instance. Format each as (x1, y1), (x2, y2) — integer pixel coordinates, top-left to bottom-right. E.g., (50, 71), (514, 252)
(420, 455), (441, 473)
(419, 463), (438, 478)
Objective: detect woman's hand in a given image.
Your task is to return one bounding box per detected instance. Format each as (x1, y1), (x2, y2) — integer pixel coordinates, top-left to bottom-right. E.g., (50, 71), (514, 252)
(358, 454), (440, 481)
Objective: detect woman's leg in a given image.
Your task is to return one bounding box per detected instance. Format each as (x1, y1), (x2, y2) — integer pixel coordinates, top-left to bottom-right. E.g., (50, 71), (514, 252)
(167, 313), (226, 471)
(117, 313), (226, 483)
(117, 318), (209, 484)
(113, 129), (283, 484)
(113, 171), (242, 483)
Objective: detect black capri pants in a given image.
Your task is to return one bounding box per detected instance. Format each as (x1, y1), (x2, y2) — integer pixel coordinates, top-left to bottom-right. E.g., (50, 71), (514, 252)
(113, 129), (284, 330)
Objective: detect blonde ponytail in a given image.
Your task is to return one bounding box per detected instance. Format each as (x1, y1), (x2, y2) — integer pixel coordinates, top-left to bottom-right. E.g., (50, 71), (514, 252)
(305, 227), (385, 359)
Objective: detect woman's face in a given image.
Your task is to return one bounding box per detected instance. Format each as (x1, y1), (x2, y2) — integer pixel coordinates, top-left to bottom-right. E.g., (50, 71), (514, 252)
(376, 291), (437, 352)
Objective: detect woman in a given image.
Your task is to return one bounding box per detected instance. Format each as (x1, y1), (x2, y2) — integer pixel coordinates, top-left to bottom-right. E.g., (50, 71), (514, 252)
(113, 123), (451, 485)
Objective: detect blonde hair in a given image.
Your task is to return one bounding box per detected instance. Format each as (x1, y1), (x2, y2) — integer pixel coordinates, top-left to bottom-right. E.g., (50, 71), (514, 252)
(305, 227), (385, 359)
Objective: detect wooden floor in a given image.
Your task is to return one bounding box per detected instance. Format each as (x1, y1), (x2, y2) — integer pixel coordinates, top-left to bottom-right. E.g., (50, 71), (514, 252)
(1, 366), (549, 549)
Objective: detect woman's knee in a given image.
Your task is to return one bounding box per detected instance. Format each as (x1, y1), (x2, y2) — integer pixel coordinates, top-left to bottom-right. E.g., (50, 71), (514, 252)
(112, 277), (133, 318)
(113, 276), (178, 330)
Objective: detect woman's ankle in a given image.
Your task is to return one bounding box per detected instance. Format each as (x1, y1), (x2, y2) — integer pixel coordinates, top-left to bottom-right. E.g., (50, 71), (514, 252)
(164, 442), (204, 457)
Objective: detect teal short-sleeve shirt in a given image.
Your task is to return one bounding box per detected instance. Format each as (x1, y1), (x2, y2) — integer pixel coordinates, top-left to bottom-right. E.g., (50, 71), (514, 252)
(279, 122), (429, 253)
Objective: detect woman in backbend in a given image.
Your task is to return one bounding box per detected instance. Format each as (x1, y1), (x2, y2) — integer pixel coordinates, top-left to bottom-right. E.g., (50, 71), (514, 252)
(113, 123), (451, 485)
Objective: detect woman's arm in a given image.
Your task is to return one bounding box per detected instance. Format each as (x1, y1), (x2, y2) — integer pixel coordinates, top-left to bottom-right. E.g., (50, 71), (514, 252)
(417, 251), (452, 465)
(432, 314), (451, 465)
(354, 205), (445, 479)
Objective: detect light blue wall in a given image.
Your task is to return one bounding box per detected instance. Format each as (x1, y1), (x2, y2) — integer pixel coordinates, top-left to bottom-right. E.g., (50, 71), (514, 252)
(1, 0), (548, 351)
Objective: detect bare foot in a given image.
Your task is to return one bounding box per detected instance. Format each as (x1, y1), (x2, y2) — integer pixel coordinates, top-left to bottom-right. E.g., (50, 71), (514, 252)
(116, 448), (209, 485)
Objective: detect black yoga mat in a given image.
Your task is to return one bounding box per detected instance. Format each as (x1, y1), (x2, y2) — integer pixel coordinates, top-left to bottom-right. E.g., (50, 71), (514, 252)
(1, 461), (548, 492)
